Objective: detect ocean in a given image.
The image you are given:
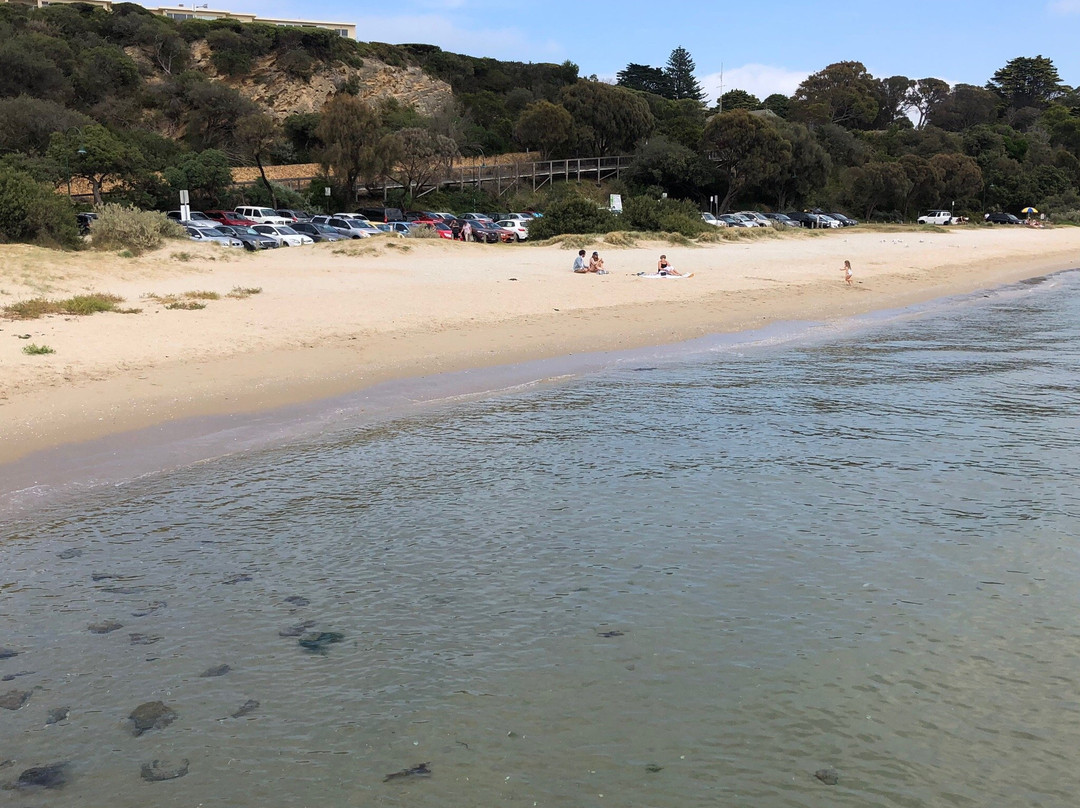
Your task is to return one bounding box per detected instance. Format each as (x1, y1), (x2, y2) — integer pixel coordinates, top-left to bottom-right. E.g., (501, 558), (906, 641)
(2, 269), (1080, 807)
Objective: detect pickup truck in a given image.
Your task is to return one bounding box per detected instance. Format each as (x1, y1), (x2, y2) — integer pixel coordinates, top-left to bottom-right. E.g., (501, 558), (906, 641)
(917, 210), (956, 225)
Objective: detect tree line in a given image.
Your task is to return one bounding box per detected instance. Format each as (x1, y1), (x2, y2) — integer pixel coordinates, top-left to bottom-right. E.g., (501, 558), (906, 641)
(1, 0), (1080, 248)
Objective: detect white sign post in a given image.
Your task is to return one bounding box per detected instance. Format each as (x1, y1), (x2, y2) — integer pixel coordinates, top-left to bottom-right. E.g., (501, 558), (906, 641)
(179, 189), (190, 223)
(609, 193), (623, 213)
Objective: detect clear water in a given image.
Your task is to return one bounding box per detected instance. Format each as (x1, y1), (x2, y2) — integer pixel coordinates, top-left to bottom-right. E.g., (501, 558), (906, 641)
(3, 272), (1080, 807)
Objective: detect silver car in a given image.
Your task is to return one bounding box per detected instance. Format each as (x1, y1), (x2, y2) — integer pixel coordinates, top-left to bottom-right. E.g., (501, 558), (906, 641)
(185, 226), (243, 247)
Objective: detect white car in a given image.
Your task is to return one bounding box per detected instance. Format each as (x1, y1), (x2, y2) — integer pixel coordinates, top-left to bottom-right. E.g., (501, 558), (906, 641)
(252, 224), (314, 247)
(235, 206), (292, 225)
(495, 219), (529, 241)
(917, 210), (956, 225)
(700, 212), (724, 227)
(736, 211), (774, 227)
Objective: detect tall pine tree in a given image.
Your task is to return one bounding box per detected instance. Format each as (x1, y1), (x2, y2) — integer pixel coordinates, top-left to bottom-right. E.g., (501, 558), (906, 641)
(664, 47), (706, 103)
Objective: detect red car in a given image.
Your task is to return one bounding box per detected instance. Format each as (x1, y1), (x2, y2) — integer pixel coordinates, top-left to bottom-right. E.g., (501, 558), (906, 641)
(205, 210), (257, 226)
(411, 220), (455, 239)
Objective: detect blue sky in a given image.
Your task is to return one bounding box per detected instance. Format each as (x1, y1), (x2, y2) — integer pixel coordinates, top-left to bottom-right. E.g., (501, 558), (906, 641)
(217, 0), (1080, 102)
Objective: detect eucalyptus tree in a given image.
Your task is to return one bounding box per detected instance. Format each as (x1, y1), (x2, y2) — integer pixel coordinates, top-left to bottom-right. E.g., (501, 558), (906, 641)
(701, 109), (788, 212)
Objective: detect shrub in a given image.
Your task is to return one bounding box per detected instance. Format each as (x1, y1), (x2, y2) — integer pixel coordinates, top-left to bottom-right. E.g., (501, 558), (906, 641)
(621, 196), (710, 237)
(89, 204), (184, 255)
(0, 166), (80, 249)
(527, 196), (616, 239)
(22, 343), (55, 355)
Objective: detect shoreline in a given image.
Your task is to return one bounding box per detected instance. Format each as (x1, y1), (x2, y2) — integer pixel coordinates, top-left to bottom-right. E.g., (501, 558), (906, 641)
(3, 227), (1079, 477)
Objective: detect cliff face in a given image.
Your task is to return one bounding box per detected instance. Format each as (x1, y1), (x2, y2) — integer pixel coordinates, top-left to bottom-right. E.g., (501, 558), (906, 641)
(188, 41), (454, 120)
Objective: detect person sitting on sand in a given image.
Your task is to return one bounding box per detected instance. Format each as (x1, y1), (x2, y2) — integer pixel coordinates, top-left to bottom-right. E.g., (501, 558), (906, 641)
(589, 251), (607, 274)
(841, 259), (853, 285)
(657, 255), (683, 276)
(573, 249), (588, 273)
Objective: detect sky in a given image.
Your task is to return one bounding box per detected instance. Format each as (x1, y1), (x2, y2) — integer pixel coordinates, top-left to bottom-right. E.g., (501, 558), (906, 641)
(207, 0), (1080, 101)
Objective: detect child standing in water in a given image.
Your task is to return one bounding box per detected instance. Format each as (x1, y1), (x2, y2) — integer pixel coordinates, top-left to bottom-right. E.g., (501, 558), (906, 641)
(841, 260), (853, 285)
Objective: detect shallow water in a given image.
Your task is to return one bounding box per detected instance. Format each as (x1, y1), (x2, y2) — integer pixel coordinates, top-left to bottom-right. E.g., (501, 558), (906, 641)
(3, 271), (1080, 806)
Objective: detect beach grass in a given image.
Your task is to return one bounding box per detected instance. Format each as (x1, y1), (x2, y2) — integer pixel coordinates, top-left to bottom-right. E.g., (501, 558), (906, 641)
(22, 343), (55, 355)
(3, 292), (125, 320)
(227, 286), (262, 299)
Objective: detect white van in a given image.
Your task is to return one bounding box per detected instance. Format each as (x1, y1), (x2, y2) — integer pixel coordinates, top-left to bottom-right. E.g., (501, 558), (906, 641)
(235, 206), (291, 225)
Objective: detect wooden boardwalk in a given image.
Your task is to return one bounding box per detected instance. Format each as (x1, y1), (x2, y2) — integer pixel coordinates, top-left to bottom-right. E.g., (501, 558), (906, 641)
(235, 155), (633, 199)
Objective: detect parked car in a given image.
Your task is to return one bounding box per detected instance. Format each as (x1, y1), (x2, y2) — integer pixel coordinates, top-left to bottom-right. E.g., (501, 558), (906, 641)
(495, 219), (529, 241)
(235, 206), (292, 225)
(828, 212), (859, 226)
(292, 222), (346, 242)
(168, 210), (214, 223)
(184, 226), (243, 248)
(205, 210), (257, 226)
(214, 224), (279, 250)
(373, 221), (415, 237)
(276, 209), (311, 222)
(470, 220), (515, 243)
(355, 206), (405, 223)
(310, 216), (375, 238)
(718, 214), (754, 228)
(917, 210), (955, 225)
(762, 212), (801, 228)
(736, 211), (775, 227)
(700, 212), (725, 227)
(410, 221), (455, 240)
(251, 224), (314, 246)
(985, 212), (1023, 224)
(785, 211), (830, 229)
(815, 214), (843, 228)
(462, 212), (493, 222)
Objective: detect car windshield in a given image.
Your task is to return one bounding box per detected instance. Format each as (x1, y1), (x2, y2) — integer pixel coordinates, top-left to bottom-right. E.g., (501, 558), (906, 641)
(231, 226), (258, 235)
(278, 226), (298, 235)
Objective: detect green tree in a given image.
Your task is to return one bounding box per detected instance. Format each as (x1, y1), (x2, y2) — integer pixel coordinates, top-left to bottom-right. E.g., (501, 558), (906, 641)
(47, 124), (142, 206)
(664, 46), (706, 102)
(909, 78), (950, 129)
(559, 80), (654, 155)
(616, 63), (672, 97)
(0, 165), (79, 248)
(380, 127), (458, 205)
(701, 109), (789, 212)
(930, 152), (983, 209)
(987, 55), (1064, 110)
(0, 96), (91, 156)
(162, 148), (232, 208)
(844, 161), (910, 220)
(873, 75), (914, 127)
(929, 84), (1000, 131)
(513, 100), (573, 158)
(315, 93), (382, 198)
(234, 111), (283, 208)
(763, 121), (831, 210)
(719, 89), (761, 111)
(762, 93), (791, 118)
(791, 61), (880, 129)
(624, 136), (716, 200)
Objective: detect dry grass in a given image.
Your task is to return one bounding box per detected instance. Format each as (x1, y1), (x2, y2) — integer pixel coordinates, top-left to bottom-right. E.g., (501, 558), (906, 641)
(3, 292), (125, 320)
(227, 286), (262, 299)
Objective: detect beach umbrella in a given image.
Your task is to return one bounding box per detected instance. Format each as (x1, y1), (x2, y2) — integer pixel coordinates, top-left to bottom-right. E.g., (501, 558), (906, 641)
(1021, 206), (1038, 214)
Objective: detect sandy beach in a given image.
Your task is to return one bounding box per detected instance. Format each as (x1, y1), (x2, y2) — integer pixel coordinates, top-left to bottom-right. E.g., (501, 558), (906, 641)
(2, 225), (1078, 467)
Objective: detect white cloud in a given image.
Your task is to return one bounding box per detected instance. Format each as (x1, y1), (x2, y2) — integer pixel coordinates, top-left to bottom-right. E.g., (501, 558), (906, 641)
(1048, 0), (1080, 13)
(699, 63), (810, 103)
(353, 14), (563, 62)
